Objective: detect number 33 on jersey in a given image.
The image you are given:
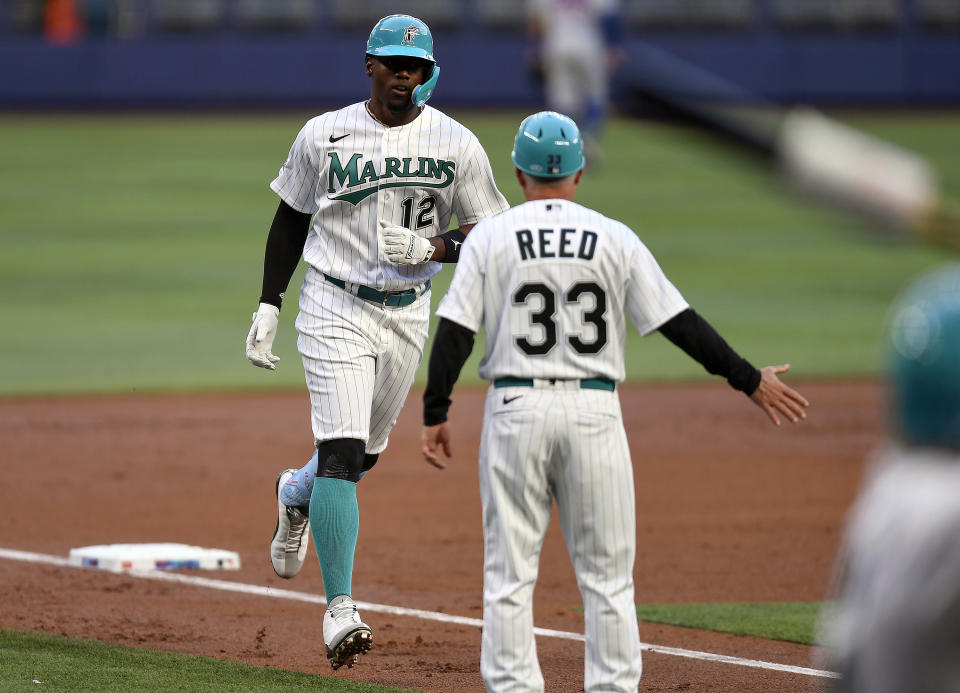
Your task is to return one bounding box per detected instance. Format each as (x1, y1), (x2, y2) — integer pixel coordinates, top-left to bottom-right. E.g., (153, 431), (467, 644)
(436, 199), (689, 383)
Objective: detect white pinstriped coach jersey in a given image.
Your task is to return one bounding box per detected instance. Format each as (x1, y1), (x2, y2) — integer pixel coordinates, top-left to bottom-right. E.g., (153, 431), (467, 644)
(436, 199), (689, 383)
(271, 102), (508, 292)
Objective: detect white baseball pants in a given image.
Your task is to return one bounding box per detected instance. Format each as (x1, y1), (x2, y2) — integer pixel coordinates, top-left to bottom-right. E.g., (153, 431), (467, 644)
(296, 267), (430, 454)
(478, 382), (642, 692)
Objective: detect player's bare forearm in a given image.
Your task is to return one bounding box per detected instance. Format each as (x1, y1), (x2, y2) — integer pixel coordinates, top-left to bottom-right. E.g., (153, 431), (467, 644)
(422, 422), (452, 469)
(427, 237), (445, 261)
(749, 364), (810, 426)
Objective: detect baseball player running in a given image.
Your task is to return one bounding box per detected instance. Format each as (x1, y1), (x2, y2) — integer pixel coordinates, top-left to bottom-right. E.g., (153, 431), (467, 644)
(244, 14), (508, 670)
(421, 111), (809, 692)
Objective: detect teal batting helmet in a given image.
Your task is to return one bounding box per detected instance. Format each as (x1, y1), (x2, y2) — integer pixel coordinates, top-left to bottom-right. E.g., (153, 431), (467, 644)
(887, 265), (960, 449)
(366, 14), (438, 106)
(366, 14), (435, 63)
(511, 111), (586, 178)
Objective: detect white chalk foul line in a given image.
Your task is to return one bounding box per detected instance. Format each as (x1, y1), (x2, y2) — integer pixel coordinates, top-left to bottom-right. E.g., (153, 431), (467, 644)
(0, 547), (837, 680)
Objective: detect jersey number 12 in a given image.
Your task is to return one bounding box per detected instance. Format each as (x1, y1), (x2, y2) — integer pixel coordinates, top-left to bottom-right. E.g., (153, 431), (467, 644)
(400, 194), (436, 230)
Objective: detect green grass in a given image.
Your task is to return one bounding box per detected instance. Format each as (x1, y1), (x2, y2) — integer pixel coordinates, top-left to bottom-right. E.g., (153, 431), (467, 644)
(0, 628), (414, 692)
(0, 110), (956, 395)
(635, 602), (823, 645)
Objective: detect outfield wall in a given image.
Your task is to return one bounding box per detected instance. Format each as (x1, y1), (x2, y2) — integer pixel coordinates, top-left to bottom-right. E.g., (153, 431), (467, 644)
(0, 2), (958, 108)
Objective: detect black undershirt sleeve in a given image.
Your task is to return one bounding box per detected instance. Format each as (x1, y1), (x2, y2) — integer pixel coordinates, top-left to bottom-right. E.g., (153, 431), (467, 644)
(423, 318), (476, 425)
(658, 308), (762, 395)
(259, 200), (312, 309)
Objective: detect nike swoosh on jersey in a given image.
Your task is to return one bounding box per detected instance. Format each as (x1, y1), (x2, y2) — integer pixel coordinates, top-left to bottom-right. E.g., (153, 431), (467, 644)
(503, 395), (523, 404)
(329, 133), (350, 143)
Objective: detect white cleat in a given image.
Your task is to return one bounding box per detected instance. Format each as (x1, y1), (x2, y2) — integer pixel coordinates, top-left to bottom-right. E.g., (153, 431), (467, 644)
(270, 469), (310, 578)
(323, 595), (372, 670)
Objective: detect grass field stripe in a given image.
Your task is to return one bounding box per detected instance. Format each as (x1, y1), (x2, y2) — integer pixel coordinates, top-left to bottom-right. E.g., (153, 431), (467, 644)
(0, 548), (838, 679)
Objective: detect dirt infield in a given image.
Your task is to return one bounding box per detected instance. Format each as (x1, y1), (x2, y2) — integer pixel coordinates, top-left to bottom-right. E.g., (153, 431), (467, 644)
(0, 380), (884, 691)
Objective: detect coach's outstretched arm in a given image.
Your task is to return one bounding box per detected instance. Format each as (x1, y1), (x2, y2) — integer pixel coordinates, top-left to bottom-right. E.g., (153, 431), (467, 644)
(658, 307), (809, 425)
(245, 200), (311, 370)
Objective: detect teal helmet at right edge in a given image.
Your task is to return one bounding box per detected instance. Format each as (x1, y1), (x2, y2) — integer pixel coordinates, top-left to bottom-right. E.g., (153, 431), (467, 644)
(887, 264), (960, 449)
(512, 111), (586, 178)
(366, 14), (439, 107)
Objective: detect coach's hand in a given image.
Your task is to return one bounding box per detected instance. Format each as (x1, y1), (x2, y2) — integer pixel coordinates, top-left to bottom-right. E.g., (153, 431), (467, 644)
(422, 423), (452, 469)
(381, 221), (436, 265)
(749, 364), (809, 425)
(245, 302), (281, 370)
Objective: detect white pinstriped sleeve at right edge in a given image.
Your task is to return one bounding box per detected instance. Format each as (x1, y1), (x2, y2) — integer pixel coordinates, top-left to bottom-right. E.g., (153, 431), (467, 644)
(269, 117), (321, 215)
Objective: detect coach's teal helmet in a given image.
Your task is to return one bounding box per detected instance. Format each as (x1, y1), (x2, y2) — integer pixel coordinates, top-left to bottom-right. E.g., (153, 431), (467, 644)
(511, 111), (586, 178)
(366, 14), (435, 63)
(887, 265), (960, 449)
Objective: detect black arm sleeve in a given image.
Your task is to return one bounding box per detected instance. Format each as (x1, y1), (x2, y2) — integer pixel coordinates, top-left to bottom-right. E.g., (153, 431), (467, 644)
(658, 308), (762, 395)
(258, 200), (311, 309)
(423, 318), (476, 425)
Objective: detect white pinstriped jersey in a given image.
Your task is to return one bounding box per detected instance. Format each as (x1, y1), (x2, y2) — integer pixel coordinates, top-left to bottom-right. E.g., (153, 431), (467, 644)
(271, 102), (508, 292)
(436, 198), (688, 382)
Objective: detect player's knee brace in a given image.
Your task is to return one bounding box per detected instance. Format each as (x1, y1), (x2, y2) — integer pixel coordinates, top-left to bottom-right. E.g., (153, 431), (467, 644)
(316, 438), (366, 483)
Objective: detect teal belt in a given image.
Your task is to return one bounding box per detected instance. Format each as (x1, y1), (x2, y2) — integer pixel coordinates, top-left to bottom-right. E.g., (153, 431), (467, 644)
(494, 377), (615, 392)
(323, 274), (430, 307)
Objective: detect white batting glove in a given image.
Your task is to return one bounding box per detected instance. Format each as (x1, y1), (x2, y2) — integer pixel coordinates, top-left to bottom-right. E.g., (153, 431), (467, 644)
(245, 302), (281, 370)
(380, 220), (435, 265)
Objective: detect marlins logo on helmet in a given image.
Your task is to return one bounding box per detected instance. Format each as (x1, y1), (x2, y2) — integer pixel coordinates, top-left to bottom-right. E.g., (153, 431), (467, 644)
(402, 25), (421, 45)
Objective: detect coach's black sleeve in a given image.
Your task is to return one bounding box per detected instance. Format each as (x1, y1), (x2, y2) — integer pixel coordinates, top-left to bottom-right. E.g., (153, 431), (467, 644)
(423, 318), (476, 425)
(658, 308), (762, 395)
(259, 200), (311, 310)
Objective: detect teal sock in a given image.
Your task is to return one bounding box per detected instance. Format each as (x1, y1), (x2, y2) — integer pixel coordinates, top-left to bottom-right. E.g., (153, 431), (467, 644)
(309, 477), (358, 600)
